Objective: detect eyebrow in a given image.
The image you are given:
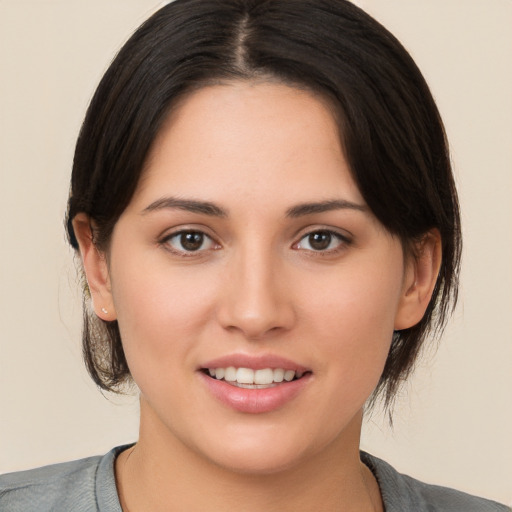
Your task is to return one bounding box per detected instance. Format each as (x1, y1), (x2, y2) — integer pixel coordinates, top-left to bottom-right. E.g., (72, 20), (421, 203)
(142, 197), (227, 217)
(141, 197), (366, 219)
(286, 199), (367, 218)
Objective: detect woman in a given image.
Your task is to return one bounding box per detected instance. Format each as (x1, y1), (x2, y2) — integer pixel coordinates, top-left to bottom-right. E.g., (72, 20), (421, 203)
(1, 1), (509, 510)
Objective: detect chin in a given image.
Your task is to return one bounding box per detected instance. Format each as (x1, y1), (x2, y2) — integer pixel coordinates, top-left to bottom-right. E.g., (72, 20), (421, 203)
(190, 421), (340, 477)
(205, 444), (310, 476)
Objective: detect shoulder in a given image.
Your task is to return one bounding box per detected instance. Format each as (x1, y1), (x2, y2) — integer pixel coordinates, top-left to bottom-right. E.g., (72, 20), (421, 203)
(0, 446), (127, 512)
(361, 452), (511, 512)
(0, 456), (101, 512)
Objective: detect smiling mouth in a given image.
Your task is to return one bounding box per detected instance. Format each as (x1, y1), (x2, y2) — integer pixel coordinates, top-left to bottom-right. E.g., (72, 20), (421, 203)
(202, 367), (310, 389)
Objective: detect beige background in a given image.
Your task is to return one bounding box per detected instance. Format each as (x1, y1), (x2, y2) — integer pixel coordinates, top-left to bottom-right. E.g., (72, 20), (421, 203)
(0, 0), (511, 505)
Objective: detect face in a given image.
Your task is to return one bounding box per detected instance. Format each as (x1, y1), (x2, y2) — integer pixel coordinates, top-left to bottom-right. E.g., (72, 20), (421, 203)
(92, 82), (420, 474)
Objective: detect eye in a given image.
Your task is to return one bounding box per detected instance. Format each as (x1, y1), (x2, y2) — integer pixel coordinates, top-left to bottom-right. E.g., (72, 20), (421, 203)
(295, 230), (348, 252)
(164, 230), (218, 253)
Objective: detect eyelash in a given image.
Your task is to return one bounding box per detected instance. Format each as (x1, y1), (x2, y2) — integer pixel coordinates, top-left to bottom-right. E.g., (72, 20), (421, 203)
(160, 230), (219, 256)
(293, 229), (352, 255)
(159, 228), (352, 257)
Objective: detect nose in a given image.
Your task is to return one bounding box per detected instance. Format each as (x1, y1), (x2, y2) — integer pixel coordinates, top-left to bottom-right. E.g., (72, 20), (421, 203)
(216, 247), (296, 340)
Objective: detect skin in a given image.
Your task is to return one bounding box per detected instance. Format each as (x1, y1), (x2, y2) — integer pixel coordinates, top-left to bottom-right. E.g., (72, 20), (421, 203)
(74, 82), (440, 512)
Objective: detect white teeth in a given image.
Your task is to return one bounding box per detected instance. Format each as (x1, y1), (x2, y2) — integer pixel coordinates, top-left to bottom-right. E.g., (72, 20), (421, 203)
(273, 368), (284, 383)
(206, 367), (305, 385)
(254, 368), (274, 385)
(236, 367), (254, 384)
(284, 370), (295, 382)
(224, 366), (236, 382)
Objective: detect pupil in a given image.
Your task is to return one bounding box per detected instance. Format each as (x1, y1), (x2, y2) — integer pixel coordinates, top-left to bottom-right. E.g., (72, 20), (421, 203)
(181, 232), (203, 251)
(309, 231), (331, 250)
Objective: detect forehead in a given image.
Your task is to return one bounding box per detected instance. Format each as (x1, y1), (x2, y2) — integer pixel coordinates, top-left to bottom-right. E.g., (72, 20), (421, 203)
(131, 81), (364, 211)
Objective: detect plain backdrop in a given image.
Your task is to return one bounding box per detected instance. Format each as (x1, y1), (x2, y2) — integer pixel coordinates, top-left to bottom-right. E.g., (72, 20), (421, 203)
(0, 0), (511, 505)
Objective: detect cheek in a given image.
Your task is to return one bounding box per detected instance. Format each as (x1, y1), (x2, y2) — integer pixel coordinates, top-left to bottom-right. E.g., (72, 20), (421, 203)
(300, 261), (403, 388)
(110, 259), (219, 385)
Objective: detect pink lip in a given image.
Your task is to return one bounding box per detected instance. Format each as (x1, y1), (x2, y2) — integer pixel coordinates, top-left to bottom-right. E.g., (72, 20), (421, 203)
(198, 353), (312, 414)
(199, 371), (312, 414)
(200, 353), (309, 372)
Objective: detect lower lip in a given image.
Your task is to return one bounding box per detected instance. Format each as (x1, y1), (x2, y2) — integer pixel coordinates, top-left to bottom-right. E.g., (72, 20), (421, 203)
(199, 372), (311, 414)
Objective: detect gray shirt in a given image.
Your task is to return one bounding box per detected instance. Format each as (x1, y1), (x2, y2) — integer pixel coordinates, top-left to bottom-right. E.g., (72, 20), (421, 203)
(0, 446), (509, 511)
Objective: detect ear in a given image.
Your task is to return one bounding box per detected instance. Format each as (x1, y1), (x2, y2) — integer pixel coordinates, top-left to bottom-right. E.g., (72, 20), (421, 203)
(72, 213), (117, 321)
(394, 229), (442, 330)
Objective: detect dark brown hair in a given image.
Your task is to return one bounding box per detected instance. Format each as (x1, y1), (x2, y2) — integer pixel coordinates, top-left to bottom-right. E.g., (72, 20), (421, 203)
(66, 0), (461, 408)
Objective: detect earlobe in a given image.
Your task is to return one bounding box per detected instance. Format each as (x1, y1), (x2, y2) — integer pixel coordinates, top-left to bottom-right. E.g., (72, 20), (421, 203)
(72, 213), (116, 321)
(394, 229), (442, 330)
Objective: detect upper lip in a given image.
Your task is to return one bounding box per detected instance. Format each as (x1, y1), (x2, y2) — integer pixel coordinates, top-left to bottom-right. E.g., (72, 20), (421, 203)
(200, 353), (310, 372)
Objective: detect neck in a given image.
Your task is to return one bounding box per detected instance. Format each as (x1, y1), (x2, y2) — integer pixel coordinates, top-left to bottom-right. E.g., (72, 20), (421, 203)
(115, 401), (382, 512)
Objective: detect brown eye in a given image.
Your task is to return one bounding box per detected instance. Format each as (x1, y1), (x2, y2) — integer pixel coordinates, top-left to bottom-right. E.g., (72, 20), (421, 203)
(166, 230), (216, 253)
(180, 232), (204, 251)
(295, 230), (348, 252)
(308, 231), (332, 251)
